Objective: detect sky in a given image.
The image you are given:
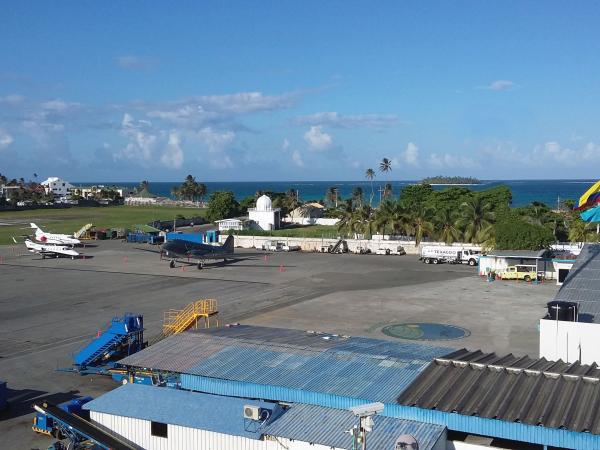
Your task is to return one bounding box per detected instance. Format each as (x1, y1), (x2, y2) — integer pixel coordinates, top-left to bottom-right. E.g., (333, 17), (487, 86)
(1, 1), (600, 182)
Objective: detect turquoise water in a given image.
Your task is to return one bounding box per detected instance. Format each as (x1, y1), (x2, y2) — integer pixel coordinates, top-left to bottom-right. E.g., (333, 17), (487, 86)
(73, 180), (596, 208)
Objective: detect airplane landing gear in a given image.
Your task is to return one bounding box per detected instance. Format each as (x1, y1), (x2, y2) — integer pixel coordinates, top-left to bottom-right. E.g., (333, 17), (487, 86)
(169, 260), (175, 268)
(197, 261), (204, 270)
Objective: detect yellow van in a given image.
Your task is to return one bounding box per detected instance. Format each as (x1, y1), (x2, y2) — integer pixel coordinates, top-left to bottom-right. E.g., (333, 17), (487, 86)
(500, 265), (538, 281)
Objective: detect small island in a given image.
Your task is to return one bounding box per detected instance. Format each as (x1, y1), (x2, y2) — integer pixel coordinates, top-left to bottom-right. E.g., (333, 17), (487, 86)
(421, 175), (482, 185)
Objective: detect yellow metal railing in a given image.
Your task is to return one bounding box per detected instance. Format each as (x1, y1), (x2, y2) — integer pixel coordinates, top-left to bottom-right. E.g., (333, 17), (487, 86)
(163, 299), (218, 336)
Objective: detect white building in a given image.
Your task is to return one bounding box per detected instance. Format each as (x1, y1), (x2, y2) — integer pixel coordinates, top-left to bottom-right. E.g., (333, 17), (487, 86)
(539, 243), (600, 364)
(41, 177), (73, 198)
(248, 195), (280, 231)
(84, 383), (446, 450)
(215, 218), (247, 232)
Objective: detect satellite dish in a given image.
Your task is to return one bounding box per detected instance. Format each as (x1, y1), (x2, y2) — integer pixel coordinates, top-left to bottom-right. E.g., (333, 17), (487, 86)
(394, 434), (419, 450)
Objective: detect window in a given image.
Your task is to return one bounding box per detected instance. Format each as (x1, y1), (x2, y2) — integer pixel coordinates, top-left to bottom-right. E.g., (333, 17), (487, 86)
(151, 421), (168, 438)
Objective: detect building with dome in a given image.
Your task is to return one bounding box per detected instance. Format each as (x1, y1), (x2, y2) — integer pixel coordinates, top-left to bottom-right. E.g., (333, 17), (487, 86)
(248, 194), (280, 231)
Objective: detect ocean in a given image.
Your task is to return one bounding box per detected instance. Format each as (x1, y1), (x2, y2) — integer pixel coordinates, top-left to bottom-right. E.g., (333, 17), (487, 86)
(73, 180), (596, 208)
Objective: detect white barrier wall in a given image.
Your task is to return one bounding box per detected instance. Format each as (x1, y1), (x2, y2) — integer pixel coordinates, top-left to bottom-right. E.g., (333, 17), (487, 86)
(539, 319), (600, 364)
(220, 234), (480, 256)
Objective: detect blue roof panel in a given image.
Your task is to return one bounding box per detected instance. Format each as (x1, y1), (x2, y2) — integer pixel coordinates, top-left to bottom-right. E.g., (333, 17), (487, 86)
(83, 384), (281, 440)
(263, 403), (445, 450)
(119, 325), (453, 403)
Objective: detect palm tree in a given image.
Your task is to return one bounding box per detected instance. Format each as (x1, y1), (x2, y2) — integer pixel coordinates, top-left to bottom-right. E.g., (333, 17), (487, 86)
(405, 203), (434, 246)
(378, 158), (392, 203)
(365, 168), (376, 206)
(457, 198), (495, 243)
(379, 157), (392, 174)
(568, 218), (593, 242)
(352, 187), (363, 209)
(434, 208), (462, 244)
(196, 183), (207, 203)
(326, 186), (339, 208)
(374, 200), (407, 236)
(382, 183), (393, 200)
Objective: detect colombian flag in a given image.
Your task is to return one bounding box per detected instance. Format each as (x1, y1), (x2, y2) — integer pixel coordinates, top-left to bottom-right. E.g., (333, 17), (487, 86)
(575, 180), (600, 211)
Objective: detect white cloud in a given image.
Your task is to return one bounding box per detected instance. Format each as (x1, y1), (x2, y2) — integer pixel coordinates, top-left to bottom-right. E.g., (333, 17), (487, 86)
(291, 150), (304, 167)
(0, 94), (24, 105)
(194, 127), (235, 168)
(115, 113), (158, 166)
(160, 132), (184, 169)
(304, 126), (332, 152)
(485, 80), (515, 91)
(391, 142), (420, 167)
(0, 129), (13, 149)
(404, 142), (419, 165)
(297, 111), (401, 128)
(533, 141), (600, 167)
(282, 138), (290, 151)
(144, 91), (295, 130)
(116, 55), (158, 70)
(429, 152), (480, 169)
(40, 99), (79, 112)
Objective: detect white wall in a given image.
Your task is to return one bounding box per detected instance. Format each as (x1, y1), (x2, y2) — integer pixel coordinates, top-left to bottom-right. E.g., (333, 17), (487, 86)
(221, 234), (486, 257)
(539, 319), (600, 364)
(282, 217), (339, 226)
(447, 442), (498, 450)
(91, 411), (343, 450)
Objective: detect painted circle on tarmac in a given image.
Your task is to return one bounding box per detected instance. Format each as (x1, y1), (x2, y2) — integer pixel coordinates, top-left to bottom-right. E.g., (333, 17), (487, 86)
(381, 322), (470, 341)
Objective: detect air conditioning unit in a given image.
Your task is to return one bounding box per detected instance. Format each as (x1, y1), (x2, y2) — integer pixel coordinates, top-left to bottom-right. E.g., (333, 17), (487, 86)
(244, 405), (260, 420)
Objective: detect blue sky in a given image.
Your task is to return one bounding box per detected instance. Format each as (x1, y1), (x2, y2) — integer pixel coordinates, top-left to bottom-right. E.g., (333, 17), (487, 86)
(1, 1), (600, 181)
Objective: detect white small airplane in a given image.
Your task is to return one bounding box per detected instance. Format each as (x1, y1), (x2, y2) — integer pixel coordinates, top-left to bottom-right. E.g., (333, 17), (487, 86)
(30, 223), (81, 246)
(14, 237), (81, 259)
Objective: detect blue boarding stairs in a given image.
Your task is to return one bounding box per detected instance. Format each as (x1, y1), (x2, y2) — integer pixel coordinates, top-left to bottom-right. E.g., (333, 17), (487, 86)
(69, 314), (145, 375)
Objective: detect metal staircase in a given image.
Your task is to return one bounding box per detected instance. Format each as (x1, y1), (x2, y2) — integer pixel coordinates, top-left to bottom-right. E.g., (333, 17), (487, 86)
(74, 223), (93, 239)
(73, 314), (144, 371)
(162, 299), (218, 337)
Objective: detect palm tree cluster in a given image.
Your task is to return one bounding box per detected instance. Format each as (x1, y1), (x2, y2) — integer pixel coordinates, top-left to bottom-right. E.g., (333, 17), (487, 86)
(337, 195), (496, 246)
(171, 175), (207, 203)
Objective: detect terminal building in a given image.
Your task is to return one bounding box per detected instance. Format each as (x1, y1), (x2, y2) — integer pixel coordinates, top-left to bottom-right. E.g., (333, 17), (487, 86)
(77, 324), (600, 450)
(540, 243), (600, 364)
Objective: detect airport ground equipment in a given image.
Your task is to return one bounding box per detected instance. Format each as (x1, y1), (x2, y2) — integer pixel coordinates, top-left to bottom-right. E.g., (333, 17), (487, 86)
(163, 299), (219, 337)
(33, 397), (93, 436)
(71, 314), (145, 375)
(329, 239), (348, 253)
(32, 400), (135, 450)
(74, 224), (93, 239)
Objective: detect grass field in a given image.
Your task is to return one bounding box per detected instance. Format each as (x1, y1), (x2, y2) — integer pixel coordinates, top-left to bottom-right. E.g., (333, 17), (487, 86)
(234, 224), (339, 239)
(0, 206), (206, 245)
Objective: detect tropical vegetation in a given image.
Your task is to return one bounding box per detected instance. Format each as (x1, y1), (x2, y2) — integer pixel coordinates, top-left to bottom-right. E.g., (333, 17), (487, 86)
(421, 175), (481, 184)
(171, 175), (207, 202)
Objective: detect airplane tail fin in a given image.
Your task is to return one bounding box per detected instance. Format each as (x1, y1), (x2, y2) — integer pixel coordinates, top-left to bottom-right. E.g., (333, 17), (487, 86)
(30, 223), (39, 230)
(222, 235), (234, 253)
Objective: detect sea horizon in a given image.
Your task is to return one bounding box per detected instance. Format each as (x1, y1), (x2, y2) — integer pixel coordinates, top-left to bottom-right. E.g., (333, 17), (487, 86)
(70, 179), (596, 208)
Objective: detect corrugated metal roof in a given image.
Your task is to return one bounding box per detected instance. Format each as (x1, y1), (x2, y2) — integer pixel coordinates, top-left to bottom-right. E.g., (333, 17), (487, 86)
(84, 384), (282, 440)
(263, 403), (445, 450)
(554, 243), (600, 323)
(484, 249), (548, 259)
(86, 384), (445, 450)
(119, 325), (452, 403)
(398, 349), (600, 435)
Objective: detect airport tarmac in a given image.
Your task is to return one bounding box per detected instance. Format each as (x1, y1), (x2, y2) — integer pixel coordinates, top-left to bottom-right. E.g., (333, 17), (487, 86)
(0, 239), (558, 449)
